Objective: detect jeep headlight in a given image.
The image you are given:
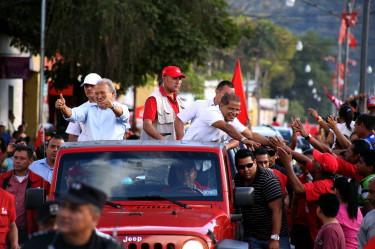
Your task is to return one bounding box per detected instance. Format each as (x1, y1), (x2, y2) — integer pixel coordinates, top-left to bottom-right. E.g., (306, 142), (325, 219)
(182, 240), (204, 249)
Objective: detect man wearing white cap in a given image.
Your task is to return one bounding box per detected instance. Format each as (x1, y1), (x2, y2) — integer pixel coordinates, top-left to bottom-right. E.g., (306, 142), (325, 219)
(65, 73), (102, 141)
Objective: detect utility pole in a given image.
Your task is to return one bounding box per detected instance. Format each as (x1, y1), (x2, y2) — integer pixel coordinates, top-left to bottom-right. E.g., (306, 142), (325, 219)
(359, 0), (371, 113)
(38, 0), (46, 153)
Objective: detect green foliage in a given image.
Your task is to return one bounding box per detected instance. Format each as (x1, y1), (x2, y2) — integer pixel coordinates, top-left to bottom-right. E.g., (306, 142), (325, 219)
(280, 31), (333, 116)
(0, 0), (238, 89)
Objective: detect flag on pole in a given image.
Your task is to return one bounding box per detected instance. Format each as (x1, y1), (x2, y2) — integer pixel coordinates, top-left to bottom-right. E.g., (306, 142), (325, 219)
(338, 18), (347, 44)
(231, 59), (249, 125)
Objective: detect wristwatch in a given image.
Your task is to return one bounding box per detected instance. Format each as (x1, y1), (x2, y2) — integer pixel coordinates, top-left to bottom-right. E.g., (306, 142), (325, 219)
(270, 234), (280, 241)
(240, 137), (247, 143)
(303, 133), (312, 141)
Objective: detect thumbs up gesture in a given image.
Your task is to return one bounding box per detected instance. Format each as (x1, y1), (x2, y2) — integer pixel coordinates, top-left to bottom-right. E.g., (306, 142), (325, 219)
(55, 93), (66, 110)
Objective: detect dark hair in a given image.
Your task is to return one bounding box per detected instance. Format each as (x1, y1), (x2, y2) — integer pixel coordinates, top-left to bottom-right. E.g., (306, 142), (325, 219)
(235, 149), (255, 167)
(317, 193), (340, 218)
(356, 114), (375, 131)
(47, 134), (65, 146)
(216, 80), (233, 91)
(334, 176), (359, 219)
(14, 145), (34, 159)
(339, 104), (354, 131)
(254, 146), (269, 157)
(221, 93), (240, 105)
(0, 138), (6, 153)
(352, 139), (370, 155)
(360, 150), (375, 171)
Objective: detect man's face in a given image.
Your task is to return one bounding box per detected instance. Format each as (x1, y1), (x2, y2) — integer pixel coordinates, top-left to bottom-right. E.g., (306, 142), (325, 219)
(13, 151), (32, 172)
(178, 167), (197, 187)
(344, 144), (358, 163)
(163, 75), (182, 94)
(255, 154), (270, 168)
(368, 180), (375, 207)
(356, 156), (372, 177)
(95, 84), (114, 108)
(216, 86), (234, 103)
(57, 202), (98, 235)
(46, 138), (64, 165)
(221, 101), (240, 122)
(236, 156), (257, 181)
(354, 122), (366, 138)
(83, 84), (96, 102)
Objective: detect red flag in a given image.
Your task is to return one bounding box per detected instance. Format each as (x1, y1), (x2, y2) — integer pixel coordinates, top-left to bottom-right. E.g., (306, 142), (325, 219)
(348, 32), (357, 47)
(338, 18), (347, 44)
(231, 59), (249, 125)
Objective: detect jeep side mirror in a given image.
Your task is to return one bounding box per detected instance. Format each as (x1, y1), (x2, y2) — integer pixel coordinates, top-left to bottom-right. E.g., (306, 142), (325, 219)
(25, 188), (45, 209)
(217, 239), (248, 249)
(234, 187), (254, 207)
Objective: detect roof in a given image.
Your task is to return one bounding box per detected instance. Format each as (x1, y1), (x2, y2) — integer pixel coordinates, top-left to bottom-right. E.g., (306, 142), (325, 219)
(60, 140), (224, 150)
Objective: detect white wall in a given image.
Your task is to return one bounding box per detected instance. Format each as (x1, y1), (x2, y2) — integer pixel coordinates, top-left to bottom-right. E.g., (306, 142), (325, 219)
(0, 79), (23, 129)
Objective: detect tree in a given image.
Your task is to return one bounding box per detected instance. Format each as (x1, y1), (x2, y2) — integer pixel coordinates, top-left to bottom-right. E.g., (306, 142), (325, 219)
(0, 0), (239, 89)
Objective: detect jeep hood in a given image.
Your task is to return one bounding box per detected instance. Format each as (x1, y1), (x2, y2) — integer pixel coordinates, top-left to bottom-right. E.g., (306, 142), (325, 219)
(98, 205), (230, 235)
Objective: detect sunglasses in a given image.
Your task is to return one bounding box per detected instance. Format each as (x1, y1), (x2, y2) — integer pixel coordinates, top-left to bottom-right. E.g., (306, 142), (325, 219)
(237, 163), (254, 170)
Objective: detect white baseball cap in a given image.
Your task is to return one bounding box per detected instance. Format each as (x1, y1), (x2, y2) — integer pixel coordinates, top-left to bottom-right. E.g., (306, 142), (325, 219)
(80, 73), (102, 87)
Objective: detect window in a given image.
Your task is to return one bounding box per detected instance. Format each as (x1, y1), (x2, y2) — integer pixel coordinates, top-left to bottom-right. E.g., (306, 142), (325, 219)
(56, 151), (222, 201)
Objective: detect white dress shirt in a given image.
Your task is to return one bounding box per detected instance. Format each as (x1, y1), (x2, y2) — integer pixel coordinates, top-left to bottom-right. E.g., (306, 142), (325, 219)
(178, 98), (246, 133)
(29, 158), (53, 183)
(65, 102), (130, 141)
(182, 105), (244, 142)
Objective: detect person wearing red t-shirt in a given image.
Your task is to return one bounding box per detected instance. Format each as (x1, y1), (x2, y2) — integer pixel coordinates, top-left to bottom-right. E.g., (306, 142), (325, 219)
(141, 66), (186, 140)
(0, 188), (18, 249)
(277, 146), (337, 241)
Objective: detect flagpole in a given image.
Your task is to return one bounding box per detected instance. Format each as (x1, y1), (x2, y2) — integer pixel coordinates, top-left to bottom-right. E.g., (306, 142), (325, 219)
(358, 0), (371, 113)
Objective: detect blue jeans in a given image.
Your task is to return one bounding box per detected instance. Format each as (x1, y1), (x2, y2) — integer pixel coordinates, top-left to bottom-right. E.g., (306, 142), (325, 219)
(246, 236), (291, 249)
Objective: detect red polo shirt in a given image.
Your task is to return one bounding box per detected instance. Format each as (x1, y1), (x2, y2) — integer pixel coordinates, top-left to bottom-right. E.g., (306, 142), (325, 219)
(336, 156), (361, 180)
(0, 188), (16, 249)
(303, 178), (334, 202)
(272, 168), (287, 195)
(143, 86), (180, 121)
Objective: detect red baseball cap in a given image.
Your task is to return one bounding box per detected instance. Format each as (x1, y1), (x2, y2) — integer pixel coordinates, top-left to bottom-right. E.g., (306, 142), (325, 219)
(162, 66), (186, 78)
(367, 95), (375, 108)
(312, 150), (338, 173)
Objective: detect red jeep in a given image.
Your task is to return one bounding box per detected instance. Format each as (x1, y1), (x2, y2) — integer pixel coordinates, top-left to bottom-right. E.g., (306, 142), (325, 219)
(27, 141), (253, 249)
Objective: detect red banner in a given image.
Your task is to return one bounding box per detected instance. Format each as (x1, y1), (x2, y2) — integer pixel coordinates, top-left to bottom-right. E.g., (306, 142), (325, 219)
(231, 59), (249, 125)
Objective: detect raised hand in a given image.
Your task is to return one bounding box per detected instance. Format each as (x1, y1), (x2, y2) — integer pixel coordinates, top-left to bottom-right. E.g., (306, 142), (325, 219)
(307, 108), (319, 119)
(102, 98), (114, 109)
(243, 139), (261, 151)
(326, 115), (337, 130)
(277, 146), (292, 168)
(55, 93), (66, 110)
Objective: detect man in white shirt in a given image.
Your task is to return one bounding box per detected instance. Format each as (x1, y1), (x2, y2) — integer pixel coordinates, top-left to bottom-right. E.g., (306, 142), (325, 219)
(182, 93), (262, 149)
(55, 79), (130, 141)
(176, 80), (268, 148)
(65, 73), (102, 142)
(29, 135), (65, 183)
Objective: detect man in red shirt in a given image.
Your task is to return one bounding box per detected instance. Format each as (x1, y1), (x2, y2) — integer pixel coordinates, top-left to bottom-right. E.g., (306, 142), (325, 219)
(0, 188), (18, 249)
(141, 66), (185, 140)
(0, 145), (49, 243)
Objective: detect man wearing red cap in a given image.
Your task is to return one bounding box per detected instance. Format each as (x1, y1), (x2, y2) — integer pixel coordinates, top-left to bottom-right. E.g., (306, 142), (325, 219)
(141, 66), (185, 140)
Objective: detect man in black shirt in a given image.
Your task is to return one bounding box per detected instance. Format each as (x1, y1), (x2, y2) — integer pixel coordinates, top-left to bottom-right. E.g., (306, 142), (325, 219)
(22, 182), (121, 249)
(235, 149), (290, 249)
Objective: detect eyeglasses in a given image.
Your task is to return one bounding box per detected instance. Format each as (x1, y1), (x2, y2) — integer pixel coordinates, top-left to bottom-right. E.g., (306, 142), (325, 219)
(237, 163), (254, 170)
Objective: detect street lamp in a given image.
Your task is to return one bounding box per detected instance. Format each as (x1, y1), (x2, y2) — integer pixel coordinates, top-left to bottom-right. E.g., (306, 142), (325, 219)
(296, 40), (303, 51)
(308, 79), (314, 87)
(305, 64), (311, 73)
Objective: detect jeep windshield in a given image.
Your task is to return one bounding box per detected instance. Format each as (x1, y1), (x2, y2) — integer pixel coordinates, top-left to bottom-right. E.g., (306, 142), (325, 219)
(55, 151), (222, 201)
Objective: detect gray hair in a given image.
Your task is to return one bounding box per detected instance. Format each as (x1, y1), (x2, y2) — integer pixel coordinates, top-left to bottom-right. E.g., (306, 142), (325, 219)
(96, 78), (117, 96)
